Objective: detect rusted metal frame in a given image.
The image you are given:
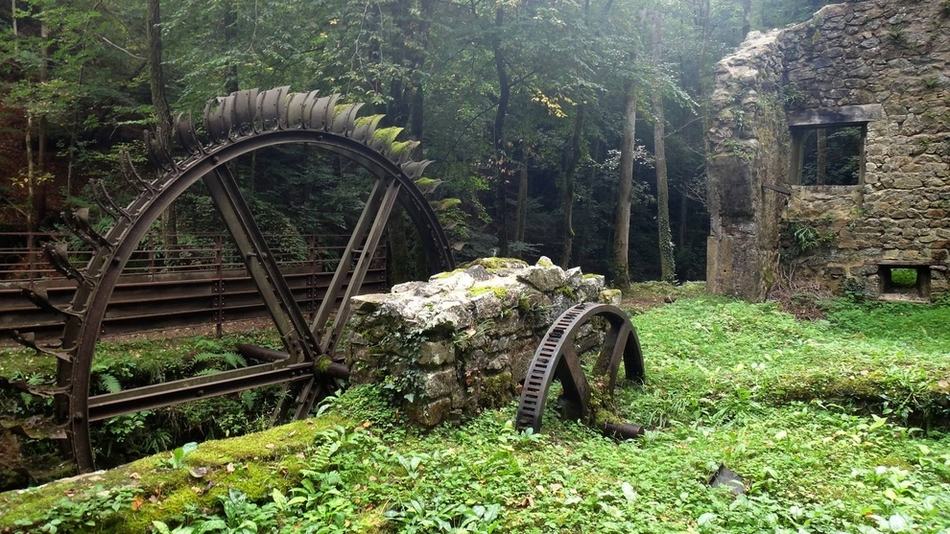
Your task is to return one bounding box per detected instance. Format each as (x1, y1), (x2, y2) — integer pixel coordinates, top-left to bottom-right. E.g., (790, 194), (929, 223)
(309, 178), (387, 340)
(0, 270), (388, 342)
(291, 177), (401, 419)
(323, 177), (401, 354)
(203, 166), (320, 362)
(237, 344), (350, 378)
(516, 307), (586, 432)
(593, 318), (632, 393)
(87, 361), (312, 421)
(553, 343), (591, 421)
(61, 129), (453, 472)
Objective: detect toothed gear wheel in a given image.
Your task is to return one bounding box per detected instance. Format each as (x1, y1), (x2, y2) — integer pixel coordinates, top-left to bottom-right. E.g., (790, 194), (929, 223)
(515, 303), (645, 433)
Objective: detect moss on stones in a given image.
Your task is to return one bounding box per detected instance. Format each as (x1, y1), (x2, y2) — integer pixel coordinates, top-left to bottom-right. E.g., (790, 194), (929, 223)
(0, 414), (352, 532)
(479, 371), (514, 408)
(466, 284), (509, 299)
(461, 257), (528, 272)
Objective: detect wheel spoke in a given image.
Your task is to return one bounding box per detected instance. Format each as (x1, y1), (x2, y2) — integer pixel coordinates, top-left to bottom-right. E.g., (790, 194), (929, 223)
(555, 342), (590, 419)
(88, 362), (313, 421)
(293, 178), (400, 419)
(600, 321), (631, 392)
(309, 177), (387, 340)
(322, 178), (400, 354)
(203, 166), (320, 362)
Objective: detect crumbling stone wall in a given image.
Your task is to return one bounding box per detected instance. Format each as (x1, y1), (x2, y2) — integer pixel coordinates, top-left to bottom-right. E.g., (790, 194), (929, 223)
(343, 257), (619, 426)
(707, 30), (791, 300)
(707, 0), (949, 300)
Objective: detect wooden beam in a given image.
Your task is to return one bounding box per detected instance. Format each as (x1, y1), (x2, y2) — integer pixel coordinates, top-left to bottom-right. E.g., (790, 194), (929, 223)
(788, 104), (884, 127)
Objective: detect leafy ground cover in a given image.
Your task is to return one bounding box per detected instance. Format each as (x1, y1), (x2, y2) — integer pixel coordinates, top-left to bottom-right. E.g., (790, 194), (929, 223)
(1, 296), (948, 533)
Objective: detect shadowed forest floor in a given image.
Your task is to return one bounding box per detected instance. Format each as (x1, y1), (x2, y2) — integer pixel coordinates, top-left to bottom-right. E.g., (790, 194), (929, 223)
(1, 294), (949, 533)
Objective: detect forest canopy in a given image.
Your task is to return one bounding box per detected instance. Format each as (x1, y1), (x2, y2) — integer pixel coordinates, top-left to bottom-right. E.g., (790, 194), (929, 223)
(0, 0), (836, 283)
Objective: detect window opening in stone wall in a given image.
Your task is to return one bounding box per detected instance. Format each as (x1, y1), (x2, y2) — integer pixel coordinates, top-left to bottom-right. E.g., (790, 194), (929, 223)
(879, 265), (931, 300)
(791, 124), (865, 185)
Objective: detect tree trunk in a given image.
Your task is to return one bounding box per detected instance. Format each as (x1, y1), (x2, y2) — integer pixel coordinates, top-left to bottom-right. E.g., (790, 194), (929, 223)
(611, 83), (637, 287)
(408, 0), (433, 139)
(515, 157), (528, 245)
(36, 21), (48, 223)
(223, 3), (239, 94)
(559, 106), (585, 268)
(652, 12), (675, 282)
(678, 186), (687, 246)
(816, 129), (827, 185)
(741, 0), (751, 37)
(491, 5), (510, 257)
(147, 0), (173, 145)
(24, 112), (34, 233)
(147, 0), (177, 257)
(10, 0), (17, 52)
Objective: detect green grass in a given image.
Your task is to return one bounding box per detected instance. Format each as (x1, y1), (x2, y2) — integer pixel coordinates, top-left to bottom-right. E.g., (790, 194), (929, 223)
(889, 268), (918, 288)
(1, 297), (949, 532)
(0, 330), (283, 381)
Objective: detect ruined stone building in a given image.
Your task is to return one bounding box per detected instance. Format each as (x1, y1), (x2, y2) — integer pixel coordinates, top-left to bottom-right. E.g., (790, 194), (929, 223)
(705, 0), (949, 301)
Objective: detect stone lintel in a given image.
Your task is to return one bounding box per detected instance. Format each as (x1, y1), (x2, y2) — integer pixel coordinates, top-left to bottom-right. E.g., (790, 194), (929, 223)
(877, 260), (940, 268)
(788, 104), (884, 127)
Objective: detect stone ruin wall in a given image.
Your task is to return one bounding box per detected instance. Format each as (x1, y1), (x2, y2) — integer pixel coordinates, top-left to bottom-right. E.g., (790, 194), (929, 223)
(707, 0), (950, 300)
(706, 30), (791, 300)
(343, 257), (620, 426)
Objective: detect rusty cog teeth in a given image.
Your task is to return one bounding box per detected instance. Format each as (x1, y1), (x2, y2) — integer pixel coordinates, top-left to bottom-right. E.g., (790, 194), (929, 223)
(258, 86), (289, 130)
(286, 91), (314, 128)
(352, 114), (385, 144)
(233, 89), (259, 133)
(515, 303), (646, 434)
(43, 241), (90, 286)
(91, 179), (130, 221)
(307, 94), (340, 130)
(62, 208), (112, 251)
(7, 330), (71, 362)
(204, 97), (228, 142)
(329, 102), (363, 134)
(121, 151), (158, 195)
(173, 112), (205, 156)
(18, 287), (80, 318)
(401, 160), (433, 180)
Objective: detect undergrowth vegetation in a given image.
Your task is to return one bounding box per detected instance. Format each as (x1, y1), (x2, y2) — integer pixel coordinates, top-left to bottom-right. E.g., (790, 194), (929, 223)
(0, 331), (285, 488)
(1, 297), (948, 532)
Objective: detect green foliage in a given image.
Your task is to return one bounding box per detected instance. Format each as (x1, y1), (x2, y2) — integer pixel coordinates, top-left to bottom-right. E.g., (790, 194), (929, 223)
(12, 485), (137, 533)
(785, 221), (836, 256)
(162, 442), (198, 470)
(889, 268), (918, 288)
(5, 298), (950, 533)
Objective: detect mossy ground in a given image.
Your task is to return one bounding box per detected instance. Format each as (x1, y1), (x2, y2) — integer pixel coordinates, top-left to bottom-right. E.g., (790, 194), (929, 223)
(1, 296), (948, 532)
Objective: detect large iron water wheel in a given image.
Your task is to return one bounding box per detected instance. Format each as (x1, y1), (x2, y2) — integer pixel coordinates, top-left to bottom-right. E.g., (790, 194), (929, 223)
(12, 87), (454, 472)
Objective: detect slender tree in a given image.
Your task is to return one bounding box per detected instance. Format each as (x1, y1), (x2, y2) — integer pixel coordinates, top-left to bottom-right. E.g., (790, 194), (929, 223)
(491, 4), (511, 256)
(515, 143), (528, 245)
(611, 82), (637, 287)
(651, 11), (675, 282)
(559, 105), (584, 268)
(147, 0), (177, 254)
